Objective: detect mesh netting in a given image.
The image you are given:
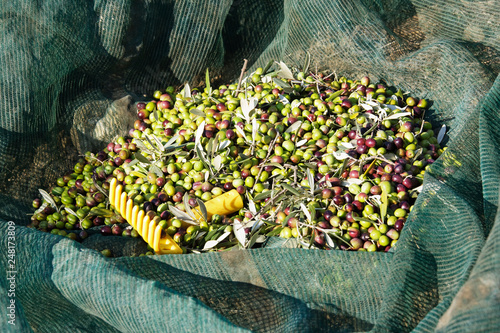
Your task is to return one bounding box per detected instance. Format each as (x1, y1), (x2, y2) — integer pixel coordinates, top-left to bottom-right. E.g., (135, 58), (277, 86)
(1, 0), (499, 332)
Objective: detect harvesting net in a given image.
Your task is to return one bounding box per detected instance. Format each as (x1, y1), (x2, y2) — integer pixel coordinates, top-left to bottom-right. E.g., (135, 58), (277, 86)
(1, 0), (499, 332)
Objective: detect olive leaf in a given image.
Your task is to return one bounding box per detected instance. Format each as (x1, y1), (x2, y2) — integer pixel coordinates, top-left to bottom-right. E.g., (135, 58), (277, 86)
(203, 231), (231, 250)
(134, 140), (153, 155)
(196, 198), (208, 222)
(383, 152), (398, 161)
(196, 144), (214, 177)
(383, 112), (411, 121)
(183, 193), (196, 220)
(207, 137), (214, 157)
(266, 227), (283, 237)
(285, 120), (302, 133)
(89, 207), (114, 217)
(412, 185), (423, 193)
(360, 103), (373, 111)
(212, 155), (223, 171)
(341, 179), (363, 186)
(332, 150), (351, 160)
(296, 139), (308, 147)
(352, 216), (376, 224)
(149, 134), (165, 152)
(164, 134), (180, 149)
(248, 199), (257, 215)
(195, 120), (206, 146)
(234, 126), (250, 143)
(262, 59), (274, 75)
(437, 124), (446, 144)
(135, 164), (149, 175)
(65, 207), (79, 218)
(253, 191), (273, 202)
(273, 77), (290, 89)
(300, 203), (312, 221)
(190, 109), (206, 117)
(205, 68), (211, 94)
(183, 83), (191, 98)
(144, 135), (156, 151)
(264, 162), (284, 170)
(383, 104), (405, 111)
(240, 97), (258, 122)
(150, 164), (164, 178)
(380, 190), (388, 224)
(134, 152), (151, 164)
(281, 183), (302, 196)
(92, 175), (108, 198)
(130, 171), (147, 179)
(277, 61), (294, 80)
(33, 202), (48, 215)
(153, 110), (160, 122)
(251, 118), (257, 145)
(278, 94), (291, 105)
(233, 219), (246, 247)
(324, 232), (337, 249)
(306, 169), (314, 195)
(326, 91), (344, 103)
(248, 230), (265, 248)
(125, 159), (139, 168)
(38, 189), (58, 212)
(168, 204), (197, 225)
(217, 139), (231, 152)
(338, 142), (355, 150)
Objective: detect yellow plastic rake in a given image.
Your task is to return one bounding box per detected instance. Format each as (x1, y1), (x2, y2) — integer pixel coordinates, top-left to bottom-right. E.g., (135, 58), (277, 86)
(109, 178), (243, 254)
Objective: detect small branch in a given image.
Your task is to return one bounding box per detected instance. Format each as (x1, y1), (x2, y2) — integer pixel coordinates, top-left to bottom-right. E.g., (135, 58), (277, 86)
(236, 59), (249, 93)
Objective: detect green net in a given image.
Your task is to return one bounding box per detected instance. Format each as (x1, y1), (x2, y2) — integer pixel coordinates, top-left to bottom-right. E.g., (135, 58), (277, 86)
(1, 0), (499, 331)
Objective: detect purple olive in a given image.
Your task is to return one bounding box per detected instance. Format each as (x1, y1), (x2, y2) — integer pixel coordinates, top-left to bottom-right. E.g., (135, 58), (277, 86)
(394, 219), (405, 232)
(101, 226), (112, 236)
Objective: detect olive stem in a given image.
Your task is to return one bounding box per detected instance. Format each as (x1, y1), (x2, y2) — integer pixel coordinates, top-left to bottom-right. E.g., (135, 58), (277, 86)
(236, 59), (248, 94)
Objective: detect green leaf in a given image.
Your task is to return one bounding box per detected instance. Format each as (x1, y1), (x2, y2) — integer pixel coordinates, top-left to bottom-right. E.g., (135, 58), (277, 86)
(134, 140), (153, 155)
(262, 59), (274, 75)
(437, 124), (446, 144)
(150, 164), (164, 178)
(266, 227), (283, 237)
(383, 112), (411, 121)
(253, 190), (273, 202)
(183, 193), (196, 220)
(164, 134), (180, 149)
(196, 145), (213, 177)
(381, 190), (388, 224)
(190, 109), (206, 117)
(285, 121), (302, 133)
(183, 83), (191, 98)
(38, 189), (58, 212)
(273, 77), (291, 89)
(248, 231), (265, 249)
(168, 204), (197, 225)
(281, 183), (302, 196)
(89, 207), (114, 217)
(307, 169), (314, 195)
(264, 162), (284, 170)
(205, 68), (211, 92)
(278, 61), (294, 80)
(150, 134), (164, 152)
(352, 216), (375, 224)
(196, 198), (208, 222)
(134, 153), (151, 164)
(65, 207), (79, 218)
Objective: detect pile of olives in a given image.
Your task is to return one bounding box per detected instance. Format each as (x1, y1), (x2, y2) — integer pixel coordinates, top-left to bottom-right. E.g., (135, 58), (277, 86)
(29, 63), (444, 254)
